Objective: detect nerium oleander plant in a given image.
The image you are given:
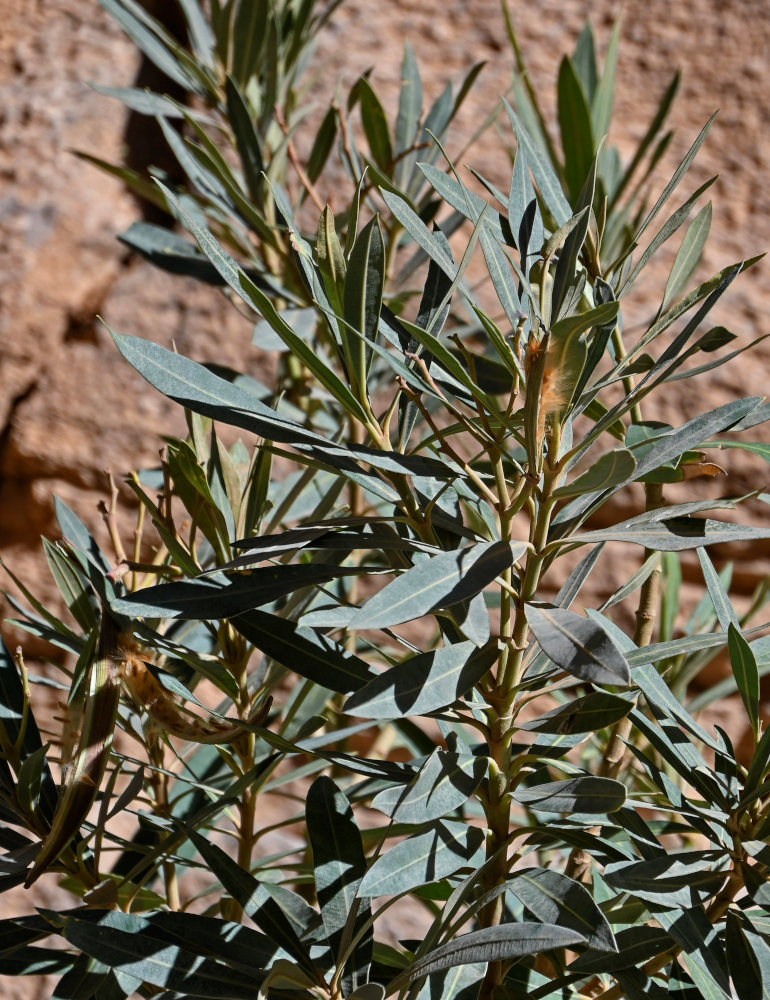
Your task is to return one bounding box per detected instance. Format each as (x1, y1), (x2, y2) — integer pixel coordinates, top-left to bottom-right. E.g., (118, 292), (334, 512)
(2, 2), (770, 998)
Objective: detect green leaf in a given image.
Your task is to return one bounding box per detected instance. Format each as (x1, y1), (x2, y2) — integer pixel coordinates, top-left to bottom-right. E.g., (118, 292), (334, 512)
(418, 163), (502, 239)
(728, 622), (760, 739)
(550, 299), (618, 346)
(516, 692), (634, 735)
(111, 564), (361, 620)
(557, 56), (594, 203)
(508, 867), (616, 952)
(655, 907), (731, 999)
(390, 923), (586, 990)
(307, 105), (338, 183)
(89, 81), (186, 117)
(572, 23), (598, 101)
(110, 328), (344, 450)
(726, 911), (767, 1000)
(59, 910), (260, 998)
(307, 776), (371, 983)
(573, 515), (770, 552)
(525, 604), (631, 687)
(344, 641), (497, 719)
(570, 925), (675, 974)
(663, 201), (712, 310)
(381, 190), (457, 281)
(357, 820), (484, 897)
(229, 0), (268, 86)
(372, 749), (487, 822)
(632, 661), (723, 755)
(553, 448), (635, 499)
(0, 947), (73, 977)
(182, 825), (314, 974)
(0, 638), (57, 822)
(604, 855), (727, 908)
(118, 221), (247, 286)
(347, 986), (386, 1000)
(316, 205), (346, 306)
(514, 776), (626, 814)
(739, 917), (770, 1000)
(508, 142), (544, 264)
(142, 910), (280, 973)
(358, 77), (393, 172)
(506, 101), (572, 225)
(98, 0), (210, 95)
(343, 215), (385, 393)
(696, 547), (738, 630)
(591, 16), (620, 140)
(110, 329), (449, 485)
(16, 746), (49, 821)
(344, 541), (528, 631)
(480, 228), (522, 329)
(630, 112), (717, 251)
(617, 175), (716, 296)
(232, 609), (374, 693)
(153, 181), (371, 423)
(394, 42), (422, 186)
(224, 75), (264, 203)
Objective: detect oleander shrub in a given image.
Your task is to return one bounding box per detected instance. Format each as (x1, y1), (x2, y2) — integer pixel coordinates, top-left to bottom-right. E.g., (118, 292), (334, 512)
(2, 2), (770, 998)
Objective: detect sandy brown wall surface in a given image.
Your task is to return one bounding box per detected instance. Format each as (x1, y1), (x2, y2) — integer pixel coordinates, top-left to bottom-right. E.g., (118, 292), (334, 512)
(0, 2), (768, 993)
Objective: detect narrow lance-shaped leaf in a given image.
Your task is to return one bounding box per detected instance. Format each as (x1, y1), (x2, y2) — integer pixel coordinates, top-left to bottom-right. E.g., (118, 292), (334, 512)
(344, 641), (498, 719)
(111, 329), (453, 486)
(153, 180), (372, 423)
(343, 215), (384, 397)
(399, 225), (455, 448)
(662, 201), (712, 310)
(358, 77), (393, 173)
(553, 448), (636, 500)
(388, 924), (586, 992)
(525, 604), (631, 687)
(726, 911), (767, 1000)
(394, 41), (422, 187)
(381, 189), (457, 281)
(111, 564), (362, 620)
(58, 910), (259, 999)
(591, 15), (620, 140)
(182, 824), (315, 974)
(357, 820), (484, 897)
(514, 776), (626, 814)
(25, 611), (123, 886)
(345, 541), (529, 631)
(508, 867), (617, 952)
(224, 75), (264, 203)
(232, 608), (375, 694)
(316, 205), (346, 310)
(557, 55), (594, 203)
(629, 112), (717, 251)
(98, 0), (210, 94)
(0, 638), (57, 825)
(697, 547), (738, 631)
(307, 777), (371, 989)
(516, 692), (635, 735)
(506, 100), (572, 226)
(372, 749), (487, 823)
(571, 516), (770, 552)
(728, 622), (760, 741)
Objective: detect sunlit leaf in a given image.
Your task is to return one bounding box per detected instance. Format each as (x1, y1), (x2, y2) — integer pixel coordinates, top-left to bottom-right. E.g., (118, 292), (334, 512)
(514, 776), (626, 814)
(525, 604), (631, 686)
(358, 820), (484, 897)
(344, 641), (497, 718)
